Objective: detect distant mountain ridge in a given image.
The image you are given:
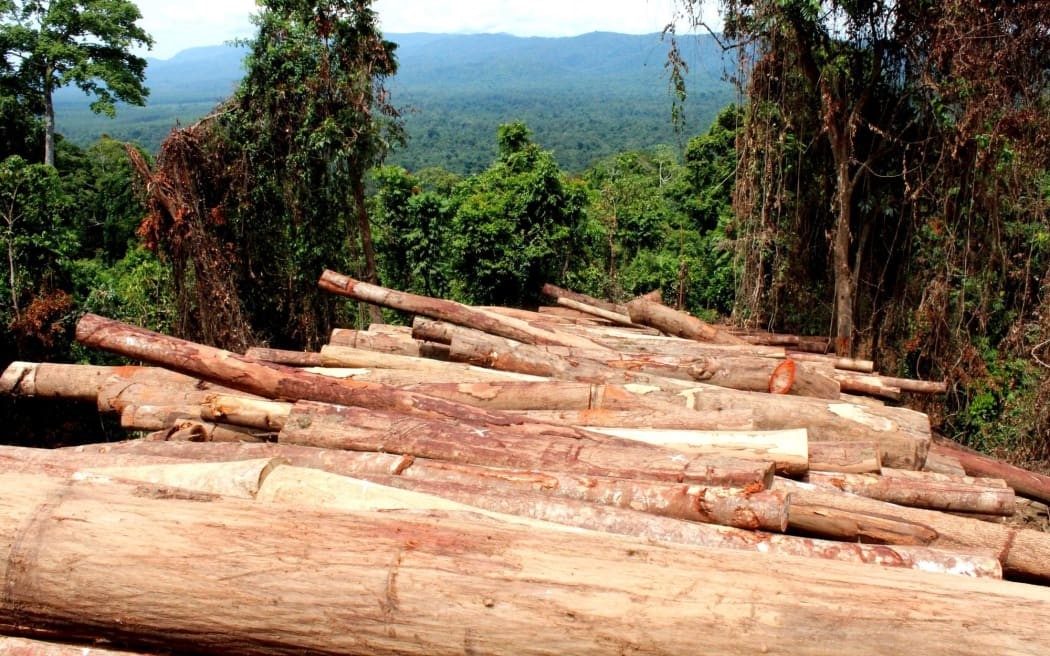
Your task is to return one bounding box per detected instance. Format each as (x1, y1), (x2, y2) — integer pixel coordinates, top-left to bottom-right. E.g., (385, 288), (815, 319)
(55, 32), (734, 173)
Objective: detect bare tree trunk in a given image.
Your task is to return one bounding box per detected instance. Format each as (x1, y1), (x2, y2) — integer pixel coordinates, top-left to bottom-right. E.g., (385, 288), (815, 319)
(350, 176), (384, 325)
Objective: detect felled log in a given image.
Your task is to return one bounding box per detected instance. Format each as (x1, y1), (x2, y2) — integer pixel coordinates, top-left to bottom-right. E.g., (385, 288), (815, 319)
(275, 465), (998, 578)
(277, 400), (775, 488)
(541, 283), (627, 315)
(805, 470), (1016, 515)
(626, 297), (745, 345)
(307, 365), (548, 385)
(833, 373), (902, 401)
(200, 395), (292, 430)
(785, 500), (940, 545)
(881, 467), (1009, 488)
(145, 419), (269, 444)
(318, 270), (608, 350)
(66, 440), (414, 479)
(327, 329), (451, 360)
(241, 347), (326, 367)
(688, 356), (840, 398)
(447, 329), (699, 391)
(74, 314), (600, 434)
(555, 297), (640, 328)
(77, 458), (283, 500)
(47, 440), (996, 579)
(95, 366), (261, 414)
(731, 329), (832, 353)
(515, 407), (754, 430)
(677, 387), (930, 470)
(0, 362), (117, 402)
(932, 441), (1050, 505)
(384, 458), (787, 530)
(807, 441), (882, 474)
(552, 324), (789, 358)
(582, 427), (808, 476)
(775, 478), (1050, 582)
(786, 351), (876, 373)
(0, 636), (150, 655)
(119, 404), (200, 430)
(835, 370), (947, 395)
(2, 473), (1048, 656)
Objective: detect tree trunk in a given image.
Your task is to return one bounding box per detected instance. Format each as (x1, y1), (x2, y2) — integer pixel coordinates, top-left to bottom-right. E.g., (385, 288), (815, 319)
(350, 176), (384, 325)
(277, 400), (776, 488)
(832, 132), (855, 357)
(775, 477), (1050, 582)
(74, 314), (591, 431)
(2, 473), (1048, 655)
(43, 80), (56, 168)
(932, 442), (1050, 505)
(677, 387), (930, 470)
(581, 426), (808, 476)
(541, 283), (628, 314)
(1, 362), (119, 402)
(0, 635), (149, 655)
(327, 328), (451, 359)
(384, 458), (788, 530)
(319, 270), (608, 350)
(805, 471), (1015, 515)
(626, 298), (746, 344)
(555, 297), (640, 327)
(807, 441), (882, 474)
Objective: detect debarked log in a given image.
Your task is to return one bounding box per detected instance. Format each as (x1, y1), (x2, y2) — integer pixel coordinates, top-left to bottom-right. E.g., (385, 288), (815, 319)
(0, 473), (1046, 655)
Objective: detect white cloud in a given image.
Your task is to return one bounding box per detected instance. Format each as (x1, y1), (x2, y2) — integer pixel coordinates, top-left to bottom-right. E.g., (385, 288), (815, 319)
(133, 0), (704, 59)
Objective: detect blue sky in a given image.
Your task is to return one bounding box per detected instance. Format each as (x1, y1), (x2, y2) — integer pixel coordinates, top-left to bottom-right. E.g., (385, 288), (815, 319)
(132, 1), (701, 59)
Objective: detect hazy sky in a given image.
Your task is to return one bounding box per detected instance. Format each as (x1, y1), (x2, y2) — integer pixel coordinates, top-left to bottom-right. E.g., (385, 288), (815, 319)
(133, 1), (693, 59)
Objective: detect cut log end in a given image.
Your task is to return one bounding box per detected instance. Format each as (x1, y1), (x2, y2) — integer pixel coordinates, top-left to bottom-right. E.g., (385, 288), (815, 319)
(769, 359), (797, 394)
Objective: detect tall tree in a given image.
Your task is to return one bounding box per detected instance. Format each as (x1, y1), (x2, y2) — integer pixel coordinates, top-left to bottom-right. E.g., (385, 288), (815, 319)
(0, 0), (152, 166)
(448, 122), (591, 308)
(134, 0), (402, 349)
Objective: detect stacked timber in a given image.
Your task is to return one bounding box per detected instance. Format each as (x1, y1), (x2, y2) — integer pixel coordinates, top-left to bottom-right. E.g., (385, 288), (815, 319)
(1, 275), (1049, 653)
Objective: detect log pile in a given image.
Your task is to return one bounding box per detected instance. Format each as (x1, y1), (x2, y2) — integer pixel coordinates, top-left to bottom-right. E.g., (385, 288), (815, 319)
(0, 273), (1049, 654)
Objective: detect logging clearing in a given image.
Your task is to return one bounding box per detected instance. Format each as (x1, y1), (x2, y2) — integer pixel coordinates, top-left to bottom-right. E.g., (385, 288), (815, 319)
(1, 277), (1049, 654)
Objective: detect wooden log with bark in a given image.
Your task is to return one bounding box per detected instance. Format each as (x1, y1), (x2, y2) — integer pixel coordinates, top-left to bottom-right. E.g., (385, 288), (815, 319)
(541, 283), (628, 315)
(0, 636), (150, 655)
(74, 314), (605, 435)
(677, 386), (931, 470)
(318, 270), (609, 350)
(277, 400), (776, 488)
(775, 477), (1050, 582)
(626, 297), (746, 344)
(554, 297), (641, 328)
(807, 441), (882, 474)
(805, 470), (1016, 515)
(0, 362), (117, 402)
(34, 440), (1006, 578)
(1, 472), (1047, 655)
(327, 329), (451, 359)
(581, 427), (808, 476)
(932, 441), (1050, 505)
(786, 351), (876, 373)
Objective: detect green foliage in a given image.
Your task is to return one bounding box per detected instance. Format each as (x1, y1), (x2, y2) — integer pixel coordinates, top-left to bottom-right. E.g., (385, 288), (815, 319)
(68, 245), (173, 359)
(371, 165), (453, 299)
(447, 122), (590, 308)
(0, 0), (152, 164)
(0, 153), (78, 361)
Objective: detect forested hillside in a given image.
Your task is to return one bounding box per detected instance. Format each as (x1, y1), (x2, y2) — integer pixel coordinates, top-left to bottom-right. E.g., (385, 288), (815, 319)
(54, 32), (734, 173)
